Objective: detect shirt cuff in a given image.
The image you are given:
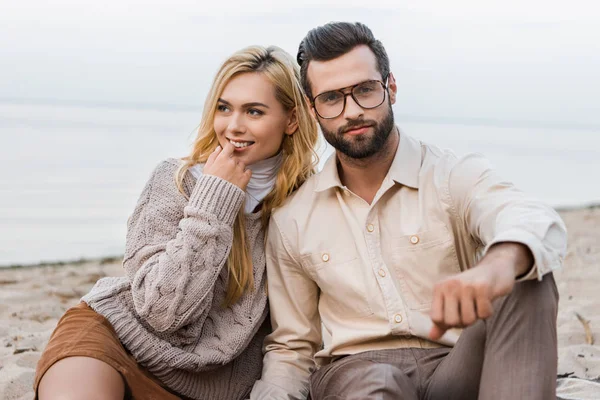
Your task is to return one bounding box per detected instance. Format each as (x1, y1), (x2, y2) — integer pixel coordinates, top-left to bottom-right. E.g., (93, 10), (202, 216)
(249, 378), (310, 400)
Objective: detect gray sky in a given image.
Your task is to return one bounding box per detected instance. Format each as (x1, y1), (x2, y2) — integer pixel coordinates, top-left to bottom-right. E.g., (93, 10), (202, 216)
(2, 0), (599, 127)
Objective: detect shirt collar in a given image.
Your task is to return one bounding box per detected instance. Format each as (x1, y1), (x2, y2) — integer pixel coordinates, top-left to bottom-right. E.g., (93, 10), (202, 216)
(387, 130), (421, 189)
(315, 129), (421, 193)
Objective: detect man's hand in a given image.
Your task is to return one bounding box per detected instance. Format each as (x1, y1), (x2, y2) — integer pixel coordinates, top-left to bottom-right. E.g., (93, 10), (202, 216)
(429, 242), (534, 340)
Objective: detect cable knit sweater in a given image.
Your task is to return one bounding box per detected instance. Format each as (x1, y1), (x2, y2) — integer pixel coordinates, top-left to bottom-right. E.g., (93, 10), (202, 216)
(82, 158), (270, 400)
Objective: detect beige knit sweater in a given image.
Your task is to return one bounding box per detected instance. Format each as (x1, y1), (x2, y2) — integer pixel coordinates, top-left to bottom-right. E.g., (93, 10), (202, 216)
(82, 158), (270, 400)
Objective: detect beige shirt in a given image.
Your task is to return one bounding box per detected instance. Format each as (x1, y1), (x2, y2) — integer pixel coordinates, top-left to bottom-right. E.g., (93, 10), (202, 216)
(251, 132), (567, 399)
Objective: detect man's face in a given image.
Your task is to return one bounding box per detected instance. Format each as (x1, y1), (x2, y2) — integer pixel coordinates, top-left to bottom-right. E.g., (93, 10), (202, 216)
(307, 45), (397, 159)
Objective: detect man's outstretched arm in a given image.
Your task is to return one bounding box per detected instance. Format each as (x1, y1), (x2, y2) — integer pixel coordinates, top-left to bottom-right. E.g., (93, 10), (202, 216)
(430, 153), (567, 340)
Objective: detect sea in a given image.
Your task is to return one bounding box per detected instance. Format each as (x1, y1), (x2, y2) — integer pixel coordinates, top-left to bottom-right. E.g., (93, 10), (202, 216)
(1, 101), (599, 266)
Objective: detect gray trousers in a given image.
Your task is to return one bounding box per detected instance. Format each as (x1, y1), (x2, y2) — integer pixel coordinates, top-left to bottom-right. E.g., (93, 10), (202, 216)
(309, 274), (559, 400)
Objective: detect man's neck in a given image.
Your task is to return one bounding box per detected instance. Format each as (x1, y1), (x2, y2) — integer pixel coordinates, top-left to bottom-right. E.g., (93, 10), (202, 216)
(337, 127), (400, 204)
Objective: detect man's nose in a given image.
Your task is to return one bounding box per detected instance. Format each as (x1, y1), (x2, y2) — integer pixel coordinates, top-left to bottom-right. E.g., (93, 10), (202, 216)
(343, 94), (364, 121)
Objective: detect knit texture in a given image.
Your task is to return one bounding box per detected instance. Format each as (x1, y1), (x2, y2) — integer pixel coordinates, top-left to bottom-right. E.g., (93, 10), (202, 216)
(82, 158), (270, 400)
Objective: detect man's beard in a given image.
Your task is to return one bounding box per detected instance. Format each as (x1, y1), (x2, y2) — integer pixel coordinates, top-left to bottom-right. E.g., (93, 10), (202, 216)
(320, 106), (395, 159)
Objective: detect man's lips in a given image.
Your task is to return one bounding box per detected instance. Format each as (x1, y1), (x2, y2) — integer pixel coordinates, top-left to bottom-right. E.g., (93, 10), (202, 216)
(343, 125), (373, 136)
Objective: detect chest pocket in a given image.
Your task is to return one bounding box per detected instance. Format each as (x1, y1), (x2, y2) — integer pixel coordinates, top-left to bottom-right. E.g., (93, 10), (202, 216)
(389, 226), (460, 311)
(301, 246), (373, 318)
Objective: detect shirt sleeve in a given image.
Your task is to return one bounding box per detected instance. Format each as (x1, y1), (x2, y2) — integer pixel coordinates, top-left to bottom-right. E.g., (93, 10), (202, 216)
(447, 153), (567, 281)
(250, 215), (322, 400)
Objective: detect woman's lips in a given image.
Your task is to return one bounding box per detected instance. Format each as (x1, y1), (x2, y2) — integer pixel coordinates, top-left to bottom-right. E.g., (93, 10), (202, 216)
(228, 138), (255, 151)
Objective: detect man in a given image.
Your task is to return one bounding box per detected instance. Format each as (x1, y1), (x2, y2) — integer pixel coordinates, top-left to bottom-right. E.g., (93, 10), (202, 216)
(251, 22), (566, 400)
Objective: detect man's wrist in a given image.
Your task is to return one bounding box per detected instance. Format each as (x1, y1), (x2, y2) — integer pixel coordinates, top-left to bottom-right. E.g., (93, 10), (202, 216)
(486, 242), (534, 278)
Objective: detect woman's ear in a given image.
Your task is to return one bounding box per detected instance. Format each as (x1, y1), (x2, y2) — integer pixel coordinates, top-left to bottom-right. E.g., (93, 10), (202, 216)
(285, 107), (299, 135)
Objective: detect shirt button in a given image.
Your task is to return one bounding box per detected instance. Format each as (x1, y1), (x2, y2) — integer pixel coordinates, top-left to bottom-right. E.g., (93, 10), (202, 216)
(394, 314), (403, 323)
(410, 235), (420, 244)
(322, 253), (330, 262)
(367, 224), (375, 233)
(378, 269), (386, 277)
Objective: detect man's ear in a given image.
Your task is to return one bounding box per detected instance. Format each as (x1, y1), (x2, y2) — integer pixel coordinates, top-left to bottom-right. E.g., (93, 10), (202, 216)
(305, 94), (317, 120)
(387, 72), (397, 105)
(285, 107), (299, 135)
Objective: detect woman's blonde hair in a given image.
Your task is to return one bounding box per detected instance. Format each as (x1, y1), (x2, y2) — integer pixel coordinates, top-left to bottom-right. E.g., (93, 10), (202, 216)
(176, 45), (318, 306)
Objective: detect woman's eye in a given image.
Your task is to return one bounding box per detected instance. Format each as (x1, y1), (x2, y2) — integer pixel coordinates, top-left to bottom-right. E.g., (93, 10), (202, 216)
(217, 104), (229, 112)
(248, 108), (264, 116)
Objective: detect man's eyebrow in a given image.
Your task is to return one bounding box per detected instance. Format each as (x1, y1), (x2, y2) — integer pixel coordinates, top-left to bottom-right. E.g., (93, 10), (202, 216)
(315, 79), (380, 97)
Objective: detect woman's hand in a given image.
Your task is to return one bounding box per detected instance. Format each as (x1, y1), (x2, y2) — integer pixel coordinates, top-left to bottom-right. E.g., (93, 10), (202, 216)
(203, 142), (252, 190)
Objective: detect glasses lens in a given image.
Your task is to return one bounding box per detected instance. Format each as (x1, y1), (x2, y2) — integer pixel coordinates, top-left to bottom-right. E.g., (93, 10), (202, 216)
(352, 81), (385, 109)
(314, 90), (345, 118)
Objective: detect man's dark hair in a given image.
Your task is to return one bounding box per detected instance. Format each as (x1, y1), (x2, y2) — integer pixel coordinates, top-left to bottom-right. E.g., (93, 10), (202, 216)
(297, 21), (390, 100)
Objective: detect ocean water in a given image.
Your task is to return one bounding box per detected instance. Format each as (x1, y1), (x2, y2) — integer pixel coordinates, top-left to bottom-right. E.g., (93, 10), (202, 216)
(1, 101), (599, 266)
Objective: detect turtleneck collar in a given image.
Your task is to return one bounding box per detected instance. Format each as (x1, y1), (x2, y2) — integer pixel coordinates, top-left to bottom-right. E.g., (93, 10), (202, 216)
(188, 152), (283, 214)
(244, 151), (283, 214)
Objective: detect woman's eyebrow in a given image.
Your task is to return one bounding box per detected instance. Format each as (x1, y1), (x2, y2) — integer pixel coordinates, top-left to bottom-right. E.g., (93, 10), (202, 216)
(217, 98), (269, 109)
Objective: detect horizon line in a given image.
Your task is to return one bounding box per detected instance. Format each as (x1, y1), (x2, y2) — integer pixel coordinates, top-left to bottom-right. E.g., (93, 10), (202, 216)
(1, 97), (599, 132)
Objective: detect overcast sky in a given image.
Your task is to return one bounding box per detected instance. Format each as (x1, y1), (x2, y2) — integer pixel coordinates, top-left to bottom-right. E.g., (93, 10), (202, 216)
(1, 0), (599, 127)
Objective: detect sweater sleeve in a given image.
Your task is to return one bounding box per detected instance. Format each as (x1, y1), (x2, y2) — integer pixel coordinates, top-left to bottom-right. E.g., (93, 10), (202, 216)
(123, 160), (245, 333)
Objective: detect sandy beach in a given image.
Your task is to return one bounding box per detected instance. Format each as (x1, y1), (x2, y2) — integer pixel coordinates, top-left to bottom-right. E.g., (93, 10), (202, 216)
(1, 206), (599, 399)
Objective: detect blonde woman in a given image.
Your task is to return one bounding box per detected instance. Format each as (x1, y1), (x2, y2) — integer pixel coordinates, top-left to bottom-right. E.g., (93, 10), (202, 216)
(34, 45), (318, 400)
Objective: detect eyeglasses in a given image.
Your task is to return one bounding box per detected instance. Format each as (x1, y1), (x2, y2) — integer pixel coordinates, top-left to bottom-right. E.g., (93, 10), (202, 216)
(312, 78), (388, 119)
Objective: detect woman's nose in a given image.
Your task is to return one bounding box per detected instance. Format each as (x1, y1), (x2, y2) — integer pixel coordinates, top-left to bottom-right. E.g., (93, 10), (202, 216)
(227, 112), (246, 134)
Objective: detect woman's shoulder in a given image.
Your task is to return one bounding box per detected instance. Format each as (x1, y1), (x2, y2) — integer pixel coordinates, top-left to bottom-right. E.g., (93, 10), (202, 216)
(141, 158), (196, 200)
(152, 157), (185, 176)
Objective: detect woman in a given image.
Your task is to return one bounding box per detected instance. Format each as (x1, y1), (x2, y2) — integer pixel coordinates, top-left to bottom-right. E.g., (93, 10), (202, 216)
(34, 45), (318, 400)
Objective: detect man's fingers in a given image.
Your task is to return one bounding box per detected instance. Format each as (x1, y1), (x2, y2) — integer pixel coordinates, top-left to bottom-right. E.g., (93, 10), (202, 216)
(475, 295), (494, 320)
(429, 323), (447, 341)
(460, 288), (477, 326)
(430, 286), (444, 325)
(430, 288), (449, 340)
(444, 292), (461, 327)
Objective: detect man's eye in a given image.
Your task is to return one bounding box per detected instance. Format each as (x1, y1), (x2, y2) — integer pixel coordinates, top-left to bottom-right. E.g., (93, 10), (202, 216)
(322, 92), (342, 103)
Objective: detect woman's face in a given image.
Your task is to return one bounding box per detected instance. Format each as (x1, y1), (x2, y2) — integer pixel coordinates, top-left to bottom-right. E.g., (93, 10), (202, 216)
(213, 72), (296, 166)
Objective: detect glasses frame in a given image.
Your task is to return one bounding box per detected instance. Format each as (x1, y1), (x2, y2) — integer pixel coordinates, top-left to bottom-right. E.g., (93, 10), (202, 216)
(311, 77), (389, 119)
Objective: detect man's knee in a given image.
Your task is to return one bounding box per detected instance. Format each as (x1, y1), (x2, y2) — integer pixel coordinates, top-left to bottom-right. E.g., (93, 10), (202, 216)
(511, 272), (558, 315)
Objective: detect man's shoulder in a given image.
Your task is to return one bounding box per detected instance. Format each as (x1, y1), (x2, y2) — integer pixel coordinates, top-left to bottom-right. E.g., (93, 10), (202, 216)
(271, 172), (321, 223)
(418, 139), (492, 178)
(419, 140), (458, 166)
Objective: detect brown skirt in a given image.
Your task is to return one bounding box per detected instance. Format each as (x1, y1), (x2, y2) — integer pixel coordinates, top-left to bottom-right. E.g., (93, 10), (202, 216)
(34, 302), (182, 399)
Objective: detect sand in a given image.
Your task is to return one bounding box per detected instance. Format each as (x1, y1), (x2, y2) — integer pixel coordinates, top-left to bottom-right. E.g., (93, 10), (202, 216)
(1, 207), (599, 399)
